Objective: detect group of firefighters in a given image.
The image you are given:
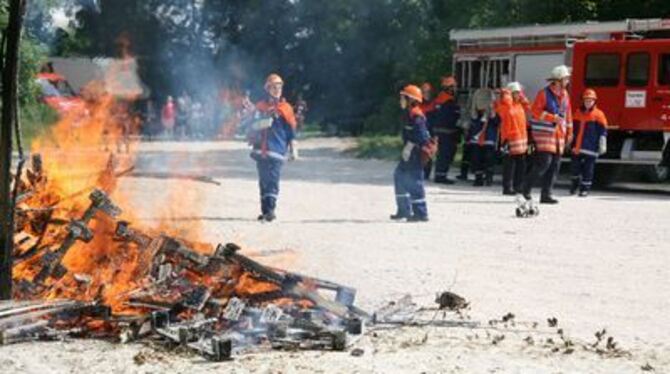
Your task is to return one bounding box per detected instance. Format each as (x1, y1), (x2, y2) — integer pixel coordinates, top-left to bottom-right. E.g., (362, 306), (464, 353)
(243, 67), (608, 222)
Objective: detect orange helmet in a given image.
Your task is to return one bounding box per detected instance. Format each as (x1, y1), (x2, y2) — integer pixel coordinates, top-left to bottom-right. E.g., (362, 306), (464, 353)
(583, 88), (597, 100)
(421, 82), (434, 93)
(265, 73), (284, 89)
(400, 84), (423, 103)
(441, 76), (457, 87)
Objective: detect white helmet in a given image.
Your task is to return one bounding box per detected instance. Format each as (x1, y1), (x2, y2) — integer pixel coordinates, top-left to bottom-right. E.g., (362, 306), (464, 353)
(506, 82), (523, 93)
(549, 65), (571, 80)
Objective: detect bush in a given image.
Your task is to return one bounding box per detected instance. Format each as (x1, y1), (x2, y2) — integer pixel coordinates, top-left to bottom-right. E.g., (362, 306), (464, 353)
(361, 97), (402, 135)
(355, 134), (402, 160)
(20, 103), (58, 146)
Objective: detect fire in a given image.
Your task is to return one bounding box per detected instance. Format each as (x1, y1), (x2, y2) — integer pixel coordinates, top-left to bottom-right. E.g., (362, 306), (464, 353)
(11, 77), (301, 316)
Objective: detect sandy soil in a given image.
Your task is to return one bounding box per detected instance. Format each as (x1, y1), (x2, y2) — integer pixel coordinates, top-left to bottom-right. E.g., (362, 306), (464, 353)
(2, 138), (669, 373)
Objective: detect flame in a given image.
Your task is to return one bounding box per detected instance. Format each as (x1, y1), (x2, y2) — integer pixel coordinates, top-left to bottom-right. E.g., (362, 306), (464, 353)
(12, 62), (296, 318)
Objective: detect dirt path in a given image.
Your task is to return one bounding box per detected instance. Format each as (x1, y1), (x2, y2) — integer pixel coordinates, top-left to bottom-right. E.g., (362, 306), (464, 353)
(2, 138), (669, 373)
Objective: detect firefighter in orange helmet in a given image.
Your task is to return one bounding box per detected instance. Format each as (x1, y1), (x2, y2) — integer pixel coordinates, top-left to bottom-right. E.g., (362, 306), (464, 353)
(431, 75), (462, 184)
(570, 88), (608, 197)
(245, 73), (298, 222)
(391, 85), (432, 222)
(522, 65), (573, 205)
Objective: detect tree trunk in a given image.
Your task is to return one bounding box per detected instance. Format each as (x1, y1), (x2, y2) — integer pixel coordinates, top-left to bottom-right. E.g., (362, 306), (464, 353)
(0, 0), (28, 300)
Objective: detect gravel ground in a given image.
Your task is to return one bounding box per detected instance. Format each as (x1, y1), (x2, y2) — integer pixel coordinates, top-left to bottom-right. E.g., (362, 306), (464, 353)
(2, 138), (669, 373)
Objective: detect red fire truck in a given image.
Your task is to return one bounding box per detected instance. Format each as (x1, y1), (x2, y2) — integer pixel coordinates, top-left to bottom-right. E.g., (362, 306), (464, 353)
(450, 19), (670, 182)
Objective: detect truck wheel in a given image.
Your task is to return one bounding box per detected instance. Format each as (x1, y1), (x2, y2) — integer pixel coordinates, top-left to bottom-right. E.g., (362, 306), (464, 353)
(642, 165), (669, 183)
(593, 164), (621, 187)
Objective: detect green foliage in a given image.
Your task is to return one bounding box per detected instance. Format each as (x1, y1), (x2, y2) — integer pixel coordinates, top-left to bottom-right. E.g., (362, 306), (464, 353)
(46, 0), (670, 137)
(355, 134), (403, 160)
(20, 102), (58, 145)
(17, 37), (48, 106)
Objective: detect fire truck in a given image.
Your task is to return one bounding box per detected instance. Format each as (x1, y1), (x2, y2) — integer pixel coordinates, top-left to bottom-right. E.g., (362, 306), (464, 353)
(450, 19), (670, 183)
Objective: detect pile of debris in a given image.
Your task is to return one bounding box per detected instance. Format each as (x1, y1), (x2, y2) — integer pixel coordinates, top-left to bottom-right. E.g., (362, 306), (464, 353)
(4, 155), (367, 361)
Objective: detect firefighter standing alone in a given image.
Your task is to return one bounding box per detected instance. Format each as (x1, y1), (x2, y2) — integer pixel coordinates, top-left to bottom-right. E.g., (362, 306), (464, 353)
(522, 65), (573, 204)
(391, 85), (432, 222)
(246, 73), (298, 222)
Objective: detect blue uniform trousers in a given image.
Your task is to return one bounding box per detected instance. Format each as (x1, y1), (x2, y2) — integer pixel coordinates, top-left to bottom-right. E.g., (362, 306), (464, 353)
(256, 157), (284, 214)
(571, 154), (596, 192)
(394, 160), (428, 218)
(434, 132), (460, 181)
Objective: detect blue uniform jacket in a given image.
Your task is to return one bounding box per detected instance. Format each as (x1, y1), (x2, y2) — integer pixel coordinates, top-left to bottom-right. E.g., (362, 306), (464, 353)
(432, 92), (461, 135)
(400, 107), (431, 167)
(249, 99), (296, 161)
(467, 114), (500, 147)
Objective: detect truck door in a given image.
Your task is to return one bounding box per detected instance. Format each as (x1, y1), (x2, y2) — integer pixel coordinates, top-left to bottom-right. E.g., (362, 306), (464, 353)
(623, 51), (652, 129)
(651, 53), (670, 131)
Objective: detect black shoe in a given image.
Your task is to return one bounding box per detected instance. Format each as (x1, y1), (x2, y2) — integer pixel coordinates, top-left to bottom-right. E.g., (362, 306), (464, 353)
(473, 177), (484, 187)
(259, 212), (276, 222)
(570, 180), (579, 195)
(578, 190), (589, 197)
(540, 196), (559, 204)
(435, 178), (455, 185)
(485, 175), (493, 186)
(390, 213), (410, 221)
(456, 174), (468, 181)
(502, 189), (516, 196)
(407, 215), (429, 222)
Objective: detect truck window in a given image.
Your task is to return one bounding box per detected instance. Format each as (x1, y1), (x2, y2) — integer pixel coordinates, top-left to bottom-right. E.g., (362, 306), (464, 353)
(585, 53), (620, 87)
(659, 54), (670, 86)
(626, 52), (650, 87)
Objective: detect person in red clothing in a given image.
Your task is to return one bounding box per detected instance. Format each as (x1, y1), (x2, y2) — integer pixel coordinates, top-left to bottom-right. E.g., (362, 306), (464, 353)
(570, 89), (608, 197)
(498, 82), (530, 195)
(161, 96), (176, 139)
(522, 65), (573, 204)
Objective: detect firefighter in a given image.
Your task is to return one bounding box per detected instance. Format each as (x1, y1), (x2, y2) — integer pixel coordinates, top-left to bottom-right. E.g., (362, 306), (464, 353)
(570, 88), (608, 197)
(522, 65), (573, 204)
(432, 76), (462, 184)
(391, 85), (431, 222)
(246, 73), (298, 222)
(499, 82), (530, 195)
(420, 82), (437, 179)
(467, 88), (498, 186)
(462, 87), (493, 181)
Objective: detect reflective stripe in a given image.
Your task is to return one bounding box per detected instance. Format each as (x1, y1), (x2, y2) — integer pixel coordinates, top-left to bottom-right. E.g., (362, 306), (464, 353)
(252, 149), (286, 161)
(411, 199), (426, 204)
(262, 194), (278, 199)
(433, 128), (458, 134)
(579, 149), (599, 157)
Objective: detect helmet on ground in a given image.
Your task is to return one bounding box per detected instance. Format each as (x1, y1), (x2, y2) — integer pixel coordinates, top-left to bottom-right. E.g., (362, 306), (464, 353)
(400, 84), (423, 103)
(583, 88), (598, 100)
(549, 65), (571, 80)
(265, 73), (284, 89)
(506, 82), (523, 93)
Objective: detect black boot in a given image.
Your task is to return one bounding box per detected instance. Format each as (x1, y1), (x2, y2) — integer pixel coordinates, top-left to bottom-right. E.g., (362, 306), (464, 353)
(473, 174), (484, 187)
(485, 172), (494, 186)
(390, 213), (410, 220)
(502, 188), (516, 196)
(570, 178), (579, 195)
(540, 195), (559, 204)
(578, 189), (589, 197)
(407, 215), (429, 222)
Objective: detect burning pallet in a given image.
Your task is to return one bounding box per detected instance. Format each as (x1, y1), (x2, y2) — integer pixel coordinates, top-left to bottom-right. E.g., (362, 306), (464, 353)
(6, 157), (367, 361)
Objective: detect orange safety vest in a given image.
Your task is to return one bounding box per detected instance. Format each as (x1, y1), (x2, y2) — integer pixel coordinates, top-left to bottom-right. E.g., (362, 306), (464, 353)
(530, 86), (573, 155)
(497, 93), (529, 156)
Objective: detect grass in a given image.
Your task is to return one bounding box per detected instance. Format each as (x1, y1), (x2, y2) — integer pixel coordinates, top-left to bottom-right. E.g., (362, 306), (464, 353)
(354, 134), (403, 160)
